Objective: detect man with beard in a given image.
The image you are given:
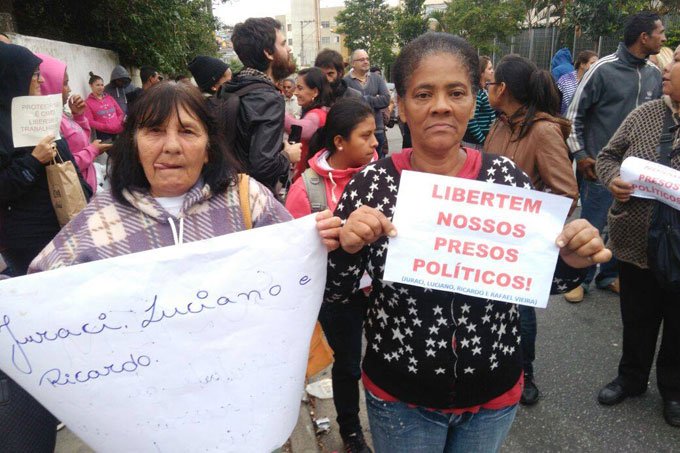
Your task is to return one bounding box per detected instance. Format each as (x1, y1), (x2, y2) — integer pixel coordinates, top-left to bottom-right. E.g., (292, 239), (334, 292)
(315, 49), (362, 103)
(221, 17), (301, 193)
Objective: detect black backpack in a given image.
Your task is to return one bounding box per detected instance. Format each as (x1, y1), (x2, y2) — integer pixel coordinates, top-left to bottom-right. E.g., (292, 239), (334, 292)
(217, 81), (271, 153)
(646, 109), (680, 293)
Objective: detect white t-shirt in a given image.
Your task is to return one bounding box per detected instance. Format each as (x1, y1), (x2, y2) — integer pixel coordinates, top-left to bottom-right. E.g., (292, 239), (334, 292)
(155, 194), (186, 217)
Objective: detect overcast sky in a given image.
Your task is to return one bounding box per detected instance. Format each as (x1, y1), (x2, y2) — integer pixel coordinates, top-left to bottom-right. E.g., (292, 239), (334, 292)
(215, 0), (399, 26)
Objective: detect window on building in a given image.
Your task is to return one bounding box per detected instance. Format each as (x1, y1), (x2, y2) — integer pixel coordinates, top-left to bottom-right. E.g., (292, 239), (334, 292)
(288, 38), (293, 46)
(321, 21), (330, 29)
(334, 36), (340, 43)
(287, 24), (292, 32)
(321, 36), (331, 45)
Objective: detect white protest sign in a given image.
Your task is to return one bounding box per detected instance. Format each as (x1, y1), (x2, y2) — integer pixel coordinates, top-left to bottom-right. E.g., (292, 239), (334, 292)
(383, 170), (572, 308)
(0, 216), (326, 452)
(620, 156), (680, 210)
(11, 94), (62, 148)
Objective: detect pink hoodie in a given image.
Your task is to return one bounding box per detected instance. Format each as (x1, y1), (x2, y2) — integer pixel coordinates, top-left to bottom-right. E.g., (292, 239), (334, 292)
(37, 53), (99, 192)
(84, 92), (124, 135)
(285, 148), (378, 219)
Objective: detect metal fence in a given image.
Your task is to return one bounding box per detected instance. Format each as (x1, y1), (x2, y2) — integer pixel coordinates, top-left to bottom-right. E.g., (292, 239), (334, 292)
(489, 14), (680, 70)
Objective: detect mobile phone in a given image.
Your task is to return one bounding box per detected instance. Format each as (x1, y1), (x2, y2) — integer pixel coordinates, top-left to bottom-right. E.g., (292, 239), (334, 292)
(289, 125), (302, 144)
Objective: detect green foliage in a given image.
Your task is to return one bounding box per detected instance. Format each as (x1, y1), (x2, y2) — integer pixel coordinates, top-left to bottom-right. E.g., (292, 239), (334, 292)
(13, 0), (218, 74)
(441, 0), (525, 54)
(229, 58), (244, 74)
(395, 0), (428, 46)
(665, 29), (680, 49)
(563, 0), (680, 39)
(336, 0), (396, 75)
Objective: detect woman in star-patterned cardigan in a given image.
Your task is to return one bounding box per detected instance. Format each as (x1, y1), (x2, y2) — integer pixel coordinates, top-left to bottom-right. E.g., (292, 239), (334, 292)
(324, 33), (612, 452)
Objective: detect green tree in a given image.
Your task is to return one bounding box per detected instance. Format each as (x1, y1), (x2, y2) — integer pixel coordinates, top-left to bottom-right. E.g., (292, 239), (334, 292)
(440, 0), (525, 54)
(565, 0), (680, 39)
(13, 0), (218, 74)
(336, 0), (396, 75)
(395, 0), (428, 47)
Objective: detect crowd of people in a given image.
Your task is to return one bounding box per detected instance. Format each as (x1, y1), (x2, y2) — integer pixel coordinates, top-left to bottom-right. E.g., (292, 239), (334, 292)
(0, 9), (678, 453)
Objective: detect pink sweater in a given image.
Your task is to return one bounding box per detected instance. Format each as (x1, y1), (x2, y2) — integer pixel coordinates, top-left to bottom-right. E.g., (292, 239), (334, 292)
(84, 93), (124, 135)
(61, 113), (99, 192)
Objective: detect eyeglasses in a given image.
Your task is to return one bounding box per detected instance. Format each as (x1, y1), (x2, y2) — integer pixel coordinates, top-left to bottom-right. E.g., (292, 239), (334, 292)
(32, 70), (41, 79)
(485, 81), (501, 90)
(354, 58), (369, 62)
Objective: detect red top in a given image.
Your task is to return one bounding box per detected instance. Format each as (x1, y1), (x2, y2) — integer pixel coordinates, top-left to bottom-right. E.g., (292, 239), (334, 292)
(361, 147), (522, 414)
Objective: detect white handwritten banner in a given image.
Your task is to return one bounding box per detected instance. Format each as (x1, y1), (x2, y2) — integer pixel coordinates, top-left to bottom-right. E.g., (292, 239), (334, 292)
(0, 216), (326, 452)
(620, 156), (680, 210)
(383, 170), (572, 308)
(11, 94), (62, 147)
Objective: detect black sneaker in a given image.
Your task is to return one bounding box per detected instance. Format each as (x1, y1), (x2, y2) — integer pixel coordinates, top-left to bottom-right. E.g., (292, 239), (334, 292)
(342, 431), (372, 453)
(520, 375), (540, 406)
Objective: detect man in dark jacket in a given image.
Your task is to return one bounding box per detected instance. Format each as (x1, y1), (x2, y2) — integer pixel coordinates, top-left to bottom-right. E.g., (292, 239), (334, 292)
(344, 49), (391, 157)
(564, 11), (665, 303)
(220, 17), (301, 193)
(104, 65), (137, 115)
(315, 48), (362, 103)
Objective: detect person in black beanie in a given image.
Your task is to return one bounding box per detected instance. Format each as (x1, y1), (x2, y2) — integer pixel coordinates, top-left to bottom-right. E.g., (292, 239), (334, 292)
(189, 56), (232, 95)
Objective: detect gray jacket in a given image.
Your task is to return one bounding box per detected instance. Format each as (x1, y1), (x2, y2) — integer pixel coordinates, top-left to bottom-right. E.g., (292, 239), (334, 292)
(566, 43), (662, 161)
(344, 71), (390, 130)
(104, 65), (137, 115)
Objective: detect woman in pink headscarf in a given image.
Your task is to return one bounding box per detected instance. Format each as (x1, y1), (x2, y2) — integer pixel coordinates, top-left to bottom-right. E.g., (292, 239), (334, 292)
(37, 53), (111, 192)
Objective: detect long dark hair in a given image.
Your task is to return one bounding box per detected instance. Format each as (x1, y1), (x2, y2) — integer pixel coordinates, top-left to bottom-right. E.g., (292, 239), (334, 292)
(297, 67), (332, 117)
(108, 82), (240, 204)
(308, 98), (374, 159)
(494, 54), (561, 140)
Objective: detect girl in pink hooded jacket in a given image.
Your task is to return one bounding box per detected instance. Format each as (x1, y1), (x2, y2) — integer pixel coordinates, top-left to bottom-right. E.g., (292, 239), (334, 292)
(286, 98), (378, 217)
(285, 98), (378, 451)
(84, 71), (125, 142)
(38, 54), (111, 192)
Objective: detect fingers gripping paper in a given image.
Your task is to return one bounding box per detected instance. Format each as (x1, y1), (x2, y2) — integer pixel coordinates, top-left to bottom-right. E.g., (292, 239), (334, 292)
(383, 171), (571, 308)
(0, 216), (327, 452)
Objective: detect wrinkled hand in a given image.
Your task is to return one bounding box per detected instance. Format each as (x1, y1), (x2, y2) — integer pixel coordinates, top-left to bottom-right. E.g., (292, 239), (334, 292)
(609, 177), (633, 202)
(93, 139), (113, 155)
(556, 219), (612, 269)
(68, 94), (86, 115)
(315, 210), (342, 252)
(31, 134), (57, 164)
(283, 141), (302, 164)
(577, 157), (597, 181)
(340, 205), (397, 255)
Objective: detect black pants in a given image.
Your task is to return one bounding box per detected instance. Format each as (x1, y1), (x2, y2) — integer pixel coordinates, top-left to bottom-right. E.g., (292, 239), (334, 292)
(318, 292), (367, 438)
(519, 305), (536, 377)
(617, 261), (680, 401)
(1, 245), (45, 277)
(1, 246), (58, 451)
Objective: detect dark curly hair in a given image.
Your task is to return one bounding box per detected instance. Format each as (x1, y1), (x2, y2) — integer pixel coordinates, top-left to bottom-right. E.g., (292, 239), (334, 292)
(232, 17), (282, 72)
(108, 82), (240, 204)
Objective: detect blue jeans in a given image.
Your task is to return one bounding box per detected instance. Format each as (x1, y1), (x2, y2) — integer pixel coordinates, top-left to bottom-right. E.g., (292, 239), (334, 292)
(365, 390), (517, 453)
(519, 305), (536, 377)
(578, 178), (618, 287)
(375, 131), (387, 159)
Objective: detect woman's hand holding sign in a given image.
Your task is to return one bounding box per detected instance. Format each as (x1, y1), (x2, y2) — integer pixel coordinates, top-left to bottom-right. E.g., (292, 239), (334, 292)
(340, 205), (397, 254)
(608, 177), (634, 202)
(556, 219), (612, 269)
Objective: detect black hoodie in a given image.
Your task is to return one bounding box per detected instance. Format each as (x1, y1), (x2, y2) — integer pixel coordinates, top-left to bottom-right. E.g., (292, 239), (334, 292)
(0, 44), (90, 255)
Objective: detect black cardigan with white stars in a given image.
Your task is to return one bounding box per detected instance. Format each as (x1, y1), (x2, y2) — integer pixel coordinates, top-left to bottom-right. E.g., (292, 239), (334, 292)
(324, 151), (584, 409)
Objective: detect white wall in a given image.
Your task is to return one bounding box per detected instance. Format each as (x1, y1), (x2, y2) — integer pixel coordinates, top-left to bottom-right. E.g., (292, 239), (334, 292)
(6, 33), (140, 101)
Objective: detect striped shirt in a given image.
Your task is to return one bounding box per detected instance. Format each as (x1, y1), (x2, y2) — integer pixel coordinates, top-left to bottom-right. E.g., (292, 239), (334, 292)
(463, 90), (496, 145)
(557, 71), (578, 116)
